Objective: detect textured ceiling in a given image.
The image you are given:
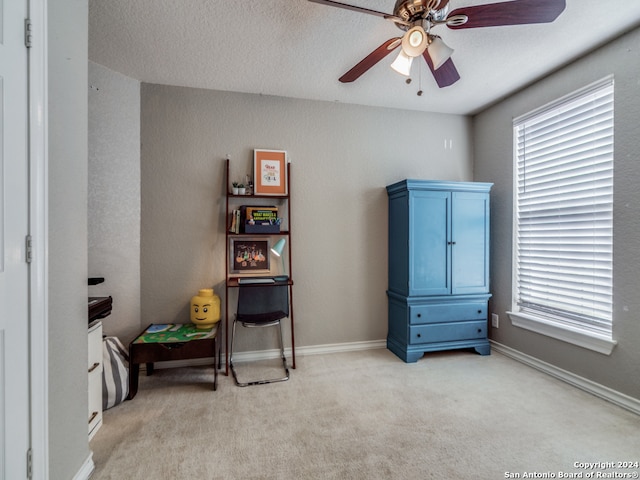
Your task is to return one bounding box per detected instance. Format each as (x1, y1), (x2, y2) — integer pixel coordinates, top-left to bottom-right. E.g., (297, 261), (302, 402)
(89, 0), (640, 115)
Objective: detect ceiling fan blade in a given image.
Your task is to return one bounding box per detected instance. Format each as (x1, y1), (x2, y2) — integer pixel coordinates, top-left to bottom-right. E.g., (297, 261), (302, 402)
(339, 37), (402, 83)
(447, 0), (566, 29)
(307, 0), (389, 19)
(423, 51), (460, 88)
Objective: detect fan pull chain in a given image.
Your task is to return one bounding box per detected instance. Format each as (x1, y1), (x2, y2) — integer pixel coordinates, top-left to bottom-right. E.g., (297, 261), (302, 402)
(403, 68), (423, 96)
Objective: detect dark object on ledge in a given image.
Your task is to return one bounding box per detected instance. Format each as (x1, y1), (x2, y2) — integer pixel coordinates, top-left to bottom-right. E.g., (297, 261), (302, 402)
(89, 296), (112, 325)
(88, 277), (111, 326)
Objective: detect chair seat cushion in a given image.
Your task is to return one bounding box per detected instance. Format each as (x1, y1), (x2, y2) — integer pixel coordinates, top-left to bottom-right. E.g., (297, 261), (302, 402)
(237, 310), (287, 324)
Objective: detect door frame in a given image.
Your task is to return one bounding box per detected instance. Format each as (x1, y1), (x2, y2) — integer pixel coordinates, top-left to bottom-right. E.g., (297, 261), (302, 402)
(28, 0), (49, 478)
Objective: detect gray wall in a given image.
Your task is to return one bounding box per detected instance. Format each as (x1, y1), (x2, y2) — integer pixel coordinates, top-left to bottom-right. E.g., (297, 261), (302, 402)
(473, 26), (640, 400)
(88, 61), (141, 342)
(48, 0), (91, 477)
(139, 84), (473, 351)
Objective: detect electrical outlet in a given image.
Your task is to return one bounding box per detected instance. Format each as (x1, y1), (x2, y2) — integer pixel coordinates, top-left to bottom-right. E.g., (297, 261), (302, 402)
(491, 313), (499, 328)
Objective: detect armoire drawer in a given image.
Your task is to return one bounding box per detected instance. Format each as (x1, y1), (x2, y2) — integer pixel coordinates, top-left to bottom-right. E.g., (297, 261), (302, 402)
(408, 302), (486, 325)
(409, 320), (487, 344)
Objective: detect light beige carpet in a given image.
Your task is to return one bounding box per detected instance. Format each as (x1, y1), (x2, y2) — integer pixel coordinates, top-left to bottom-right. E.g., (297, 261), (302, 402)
(89, 349), (640, 479)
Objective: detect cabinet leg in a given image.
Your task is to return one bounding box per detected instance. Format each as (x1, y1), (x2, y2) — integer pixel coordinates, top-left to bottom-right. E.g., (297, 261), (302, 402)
(403, 351), (424, 363)
(474, 344), (491, 356)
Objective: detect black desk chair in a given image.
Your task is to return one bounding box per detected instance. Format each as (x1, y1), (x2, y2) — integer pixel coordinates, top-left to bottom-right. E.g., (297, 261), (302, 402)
(229, 284), (290, 386)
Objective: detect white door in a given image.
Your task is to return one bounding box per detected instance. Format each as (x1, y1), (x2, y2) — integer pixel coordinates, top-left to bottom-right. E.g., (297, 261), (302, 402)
(0, 0), (31, 478)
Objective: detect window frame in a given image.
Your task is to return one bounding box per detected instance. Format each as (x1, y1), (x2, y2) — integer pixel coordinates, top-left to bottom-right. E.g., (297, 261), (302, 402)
(507, 76), (617, 355)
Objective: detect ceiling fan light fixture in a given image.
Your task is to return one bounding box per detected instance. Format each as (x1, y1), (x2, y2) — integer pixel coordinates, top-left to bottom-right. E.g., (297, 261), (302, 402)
(313, 0), (565, 88)
(390, 49), (413, 77)
(427, 35), (454, 70)
(401, 26), (428, 57)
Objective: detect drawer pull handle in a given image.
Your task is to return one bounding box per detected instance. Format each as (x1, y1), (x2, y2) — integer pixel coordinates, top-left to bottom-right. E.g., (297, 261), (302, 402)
(477, 329), (482, 333)
(416, 333), (421, 338)
(88, 362), (100, 373)
(417, 313), (421, 318)
(478, 310), (482, 314)
(88, 411), (98, 424)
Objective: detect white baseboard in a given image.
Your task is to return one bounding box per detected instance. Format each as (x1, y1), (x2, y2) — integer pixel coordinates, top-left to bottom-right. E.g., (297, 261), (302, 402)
(148, 339), (387, 370)
(491, 341), (640, 416)
(73, 452), (95, 480)
(296, 339), (387, 356)
(229, 339), (388, 364)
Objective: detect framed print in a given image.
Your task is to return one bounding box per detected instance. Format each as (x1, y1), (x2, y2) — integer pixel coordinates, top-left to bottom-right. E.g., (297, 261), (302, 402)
(230, 238), (270, 273)
(254, 149), (288, 196)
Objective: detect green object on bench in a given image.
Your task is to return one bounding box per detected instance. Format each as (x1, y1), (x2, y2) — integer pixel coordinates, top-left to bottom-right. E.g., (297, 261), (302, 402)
(128, 323), (220, 399)
(133, 323), (217, 344)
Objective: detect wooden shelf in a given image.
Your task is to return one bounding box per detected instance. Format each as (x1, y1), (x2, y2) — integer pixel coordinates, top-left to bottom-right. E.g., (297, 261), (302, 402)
(226, 230), (290, 237)
(223, 158), (296, 374)
(226, 277), (294, 288)
(227, 193), (289, 200)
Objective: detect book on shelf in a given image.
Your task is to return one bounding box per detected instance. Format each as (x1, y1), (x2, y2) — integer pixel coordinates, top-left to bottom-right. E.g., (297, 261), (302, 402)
(229, 211), (236, 233)
(243, 206), (278, 222)
(237, 206), (281, 233)
(251, 212), (278, 221)
(229, 209), (242, 234)
(230, 206), (281, 234)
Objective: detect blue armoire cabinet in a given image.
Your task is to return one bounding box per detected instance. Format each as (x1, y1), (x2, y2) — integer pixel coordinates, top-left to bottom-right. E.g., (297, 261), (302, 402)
(386, 179), (493, 363)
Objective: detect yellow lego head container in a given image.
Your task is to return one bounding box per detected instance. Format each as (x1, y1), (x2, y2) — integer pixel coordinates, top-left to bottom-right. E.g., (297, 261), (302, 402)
(190, 288), (221, 329)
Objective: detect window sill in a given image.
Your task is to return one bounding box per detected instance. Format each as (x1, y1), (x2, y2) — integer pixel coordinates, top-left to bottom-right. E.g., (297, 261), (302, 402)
(506, 311), (617, 355)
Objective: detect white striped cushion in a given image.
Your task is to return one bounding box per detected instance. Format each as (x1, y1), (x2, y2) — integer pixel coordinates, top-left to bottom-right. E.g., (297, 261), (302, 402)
(102, 336), (129, 410)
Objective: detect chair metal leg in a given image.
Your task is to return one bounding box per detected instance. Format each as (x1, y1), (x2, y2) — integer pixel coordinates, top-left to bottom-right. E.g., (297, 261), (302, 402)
(276, 320), (290, 379)
(230, 319), (290, 387)
(229, 317), (241, 385)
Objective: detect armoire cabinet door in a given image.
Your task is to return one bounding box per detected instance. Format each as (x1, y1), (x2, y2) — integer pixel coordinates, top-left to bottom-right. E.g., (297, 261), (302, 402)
(451, 191), (490, 295)
(409, 190), (450, 296)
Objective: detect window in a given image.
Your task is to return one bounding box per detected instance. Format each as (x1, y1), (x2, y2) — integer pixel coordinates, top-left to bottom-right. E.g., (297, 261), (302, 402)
(508, 77), (616, 354)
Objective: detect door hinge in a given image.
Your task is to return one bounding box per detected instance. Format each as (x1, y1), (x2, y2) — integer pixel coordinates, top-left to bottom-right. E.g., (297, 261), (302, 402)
(26, 235), (33, 263)
(27, 448), (33, 479)
(25, 18), (33, 48)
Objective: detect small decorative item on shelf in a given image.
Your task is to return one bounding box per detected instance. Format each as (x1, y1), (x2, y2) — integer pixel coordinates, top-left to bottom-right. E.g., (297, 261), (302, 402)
(232, 182), (239, 195)
(190, 288), (221, 329)
(238, 184), (246, 195)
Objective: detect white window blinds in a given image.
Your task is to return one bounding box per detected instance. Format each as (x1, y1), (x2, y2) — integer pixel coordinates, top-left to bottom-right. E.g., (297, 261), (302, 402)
(514, 77), (614, 336)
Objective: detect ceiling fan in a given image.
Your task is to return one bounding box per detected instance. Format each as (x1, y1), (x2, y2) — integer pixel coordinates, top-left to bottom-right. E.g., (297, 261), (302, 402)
(309, 0), (566, 88)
